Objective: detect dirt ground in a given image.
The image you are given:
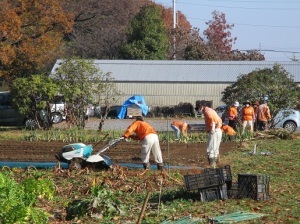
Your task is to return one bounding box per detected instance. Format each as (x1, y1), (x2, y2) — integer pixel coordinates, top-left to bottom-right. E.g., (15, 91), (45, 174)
(0, 139), (237, 168)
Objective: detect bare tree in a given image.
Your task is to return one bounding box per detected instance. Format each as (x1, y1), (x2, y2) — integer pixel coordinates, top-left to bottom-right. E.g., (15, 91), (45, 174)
(91, 72), (123, 131)
(62, 0), (149, 59)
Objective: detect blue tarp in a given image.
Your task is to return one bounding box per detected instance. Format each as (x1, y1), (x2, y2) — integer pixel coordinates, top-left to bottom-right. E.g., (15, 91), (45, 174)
(117, 95), (148, 119)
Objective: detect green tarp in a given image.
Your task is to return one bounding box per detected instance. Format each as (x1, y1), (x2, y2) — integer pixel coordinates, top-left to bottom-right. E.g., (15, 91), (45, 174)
(161, 215), (202, 224)
(209, 211), (266, 223)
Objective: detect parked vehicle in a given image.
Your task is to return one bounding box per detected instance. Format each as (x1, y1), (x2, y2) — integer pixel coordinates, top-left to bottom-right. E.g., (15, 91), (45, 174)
(273, 109), (300, 132)
(215, 105), (227, 116)
(25, 94), (52, 130)
(0, 91), (25, 126)
(214, 105), (227, 122)
(50, 95), (66, 124)
(0, 91), (54, 129)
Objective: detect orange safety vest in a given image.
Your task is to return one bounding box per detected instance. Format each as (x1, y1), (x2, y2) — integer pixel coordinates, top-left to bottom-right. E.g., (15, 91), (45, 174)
(123, 120), (157, 140)
(203, 107), (222, 132)
(221, 125), (236, 136)
(242, 106), (255, 121)
(171, 121), (188, 136)
(228, 106), (238, 121)
(256, 104), (271, 122)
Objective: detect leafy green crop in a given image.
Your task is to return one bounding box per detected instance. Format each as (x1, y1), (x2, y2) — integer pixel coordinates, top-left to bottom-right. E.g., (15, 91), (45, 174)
(66, 183), (126, 221)
(0, 170), (55, 224)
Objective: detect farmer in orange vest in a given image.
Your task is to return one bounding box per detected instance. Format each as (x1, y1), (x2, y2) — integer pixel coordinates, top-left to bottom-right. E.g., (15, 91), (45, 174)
(228, 101), (240, 131)
(170, 120), (190, 140)
(256, 100), (271, 131)
(123, 116), (163, 171)
(221, 124), (237, 141)
(195, 102), (222, 168)
(241, 100), (255, 133)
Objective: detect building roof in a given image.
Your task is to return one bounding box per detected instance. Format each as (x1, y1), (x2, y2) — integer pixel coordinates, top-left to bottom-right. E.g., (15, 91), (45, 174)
(51, 60), (300, 83)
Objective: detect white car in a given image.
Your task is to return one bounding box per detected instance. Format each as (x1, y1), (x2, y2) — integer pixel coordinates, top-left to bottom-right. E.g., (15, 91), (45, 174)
(50, 95), (66, 123)
(273, 109), (300, 132)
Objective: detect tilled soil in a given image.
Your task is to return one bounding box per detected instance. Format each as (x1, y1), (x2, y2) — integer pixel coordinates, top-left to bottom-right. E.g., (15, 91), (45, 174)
(0, 140), (237, 167)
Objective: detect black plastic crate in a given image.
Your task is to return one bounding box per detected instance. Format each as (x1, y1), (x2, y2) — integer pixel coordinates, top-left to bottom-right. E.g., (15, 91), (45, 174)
(184, 173), (223, 191)
(198, 184), (228, 202)
(237, 174), (270, 201)
(204, 165), (232, 182)
(184, 165), (233, 191)
(204, 165), (233, 190)
(227, 183), (238, 199)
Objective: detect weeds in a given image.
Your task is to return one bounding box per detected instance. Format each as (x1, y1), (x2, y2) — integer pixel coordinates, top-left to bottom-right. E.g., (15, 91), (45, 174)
(1, 138), (300, 223)
(1, 125), (288, 145)
(1, 127), (299, 223)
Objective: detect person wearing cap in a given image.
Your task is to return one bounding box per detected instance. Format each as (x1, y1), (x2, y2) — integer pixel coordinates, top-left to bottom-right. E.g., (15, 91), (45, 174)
(195, 103), (222, 168)
(241, 100), (255, 133)
(122, 116), (164, 171)
(252, 101), (260, 131)
(256, 100), (271, 131)
(170, 120), (190, 140)
(228, 101), (240, 131)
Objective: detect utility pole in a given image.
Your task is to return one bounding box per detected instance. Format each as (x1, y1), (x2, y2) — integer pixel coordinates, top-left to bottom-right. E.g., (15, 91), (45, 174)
(172, 0), (177, 60)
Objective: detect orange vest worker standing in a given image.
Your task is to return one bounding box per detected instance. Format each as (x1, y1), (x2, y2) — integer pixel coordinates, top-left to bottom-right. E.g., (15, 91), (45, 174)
(256, 100), (271, 131)
(195, 102), (222, 168)
(228, 101), (239, 131)
(241, 100), (255, 132)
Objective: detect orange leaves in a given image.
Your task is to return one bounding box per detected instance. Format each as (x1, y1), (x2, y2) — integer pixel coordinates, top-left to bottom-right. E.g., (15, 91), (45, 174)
(0, 12), (22, 42)
(0, 0), (74, 82)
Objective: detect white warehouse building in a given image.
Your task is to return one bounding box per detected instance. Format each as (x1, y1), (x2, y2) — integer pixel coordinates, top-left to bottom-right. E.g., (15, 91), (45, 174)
(51, 60), (300, 108)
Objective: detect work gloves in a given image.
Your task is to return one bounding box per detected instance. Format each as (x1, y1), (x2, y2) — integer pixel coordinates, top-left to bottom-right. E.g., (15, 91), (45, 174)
(209, 122), (216, 134)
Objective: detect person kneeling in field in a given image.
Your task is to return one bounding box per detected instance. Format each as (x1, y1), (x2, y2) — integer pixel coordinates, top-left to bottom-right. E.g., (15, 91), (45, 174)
(221, 124), (237, 141)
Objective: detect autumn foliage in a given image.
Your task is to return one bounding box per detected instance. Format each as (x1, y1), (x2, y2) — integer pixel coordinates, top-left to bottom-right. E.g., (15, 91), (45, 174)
(0, 0), (74, 83)
(0, 0), (265, 86)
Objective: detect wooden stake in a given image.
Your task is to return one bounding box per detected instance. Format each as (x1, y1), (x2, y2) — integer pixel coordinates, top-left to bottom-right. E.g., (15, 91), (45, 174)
(136, 191), (151, 224)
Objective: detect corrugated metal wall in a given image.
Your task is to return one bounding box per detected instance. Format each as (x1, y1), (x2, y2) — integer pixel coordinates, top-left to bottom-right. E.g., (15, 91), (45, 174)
(114, 82), (229, 108)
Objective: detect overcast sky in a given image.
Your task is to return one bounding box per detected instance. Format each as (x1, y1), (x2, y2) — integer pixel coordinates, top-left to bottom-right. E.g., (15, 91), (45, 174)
(153, 0), (300, 62)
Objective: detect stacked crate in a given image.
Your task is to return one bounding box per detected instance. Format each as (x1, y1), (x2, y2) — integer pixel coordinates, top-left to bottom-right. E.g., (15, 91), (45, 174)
(184, 165), (232, 202)
(184, 166), (270, 202)
(237, 174), (270, 201)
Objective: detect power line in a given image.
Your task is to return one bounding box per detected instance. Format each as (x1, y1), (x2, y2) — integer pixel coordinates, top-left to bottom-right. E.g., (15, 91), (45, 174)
(156, 1), (300, 28)
(187, 17), (300, 28)
(201, 0), (300, 4)
(239, 49), (300, 54)
(261, 49), (300, 54)
(178, 1), (300, 10)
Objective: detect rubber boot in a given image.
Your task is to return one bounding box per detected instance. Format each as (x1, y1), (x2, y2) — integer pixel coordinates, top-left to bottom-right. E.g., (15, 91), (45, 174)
(143, 162), (150, 170)
(157, 163), (164, 171)
(209, 158), (216, 169)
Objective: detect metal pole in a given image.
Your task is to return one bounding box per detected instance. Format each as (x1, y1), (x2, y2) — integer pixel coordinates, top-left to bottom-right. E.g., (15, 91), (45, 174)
(172, 0), (177, 60)
(167, 118), (170, 174)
